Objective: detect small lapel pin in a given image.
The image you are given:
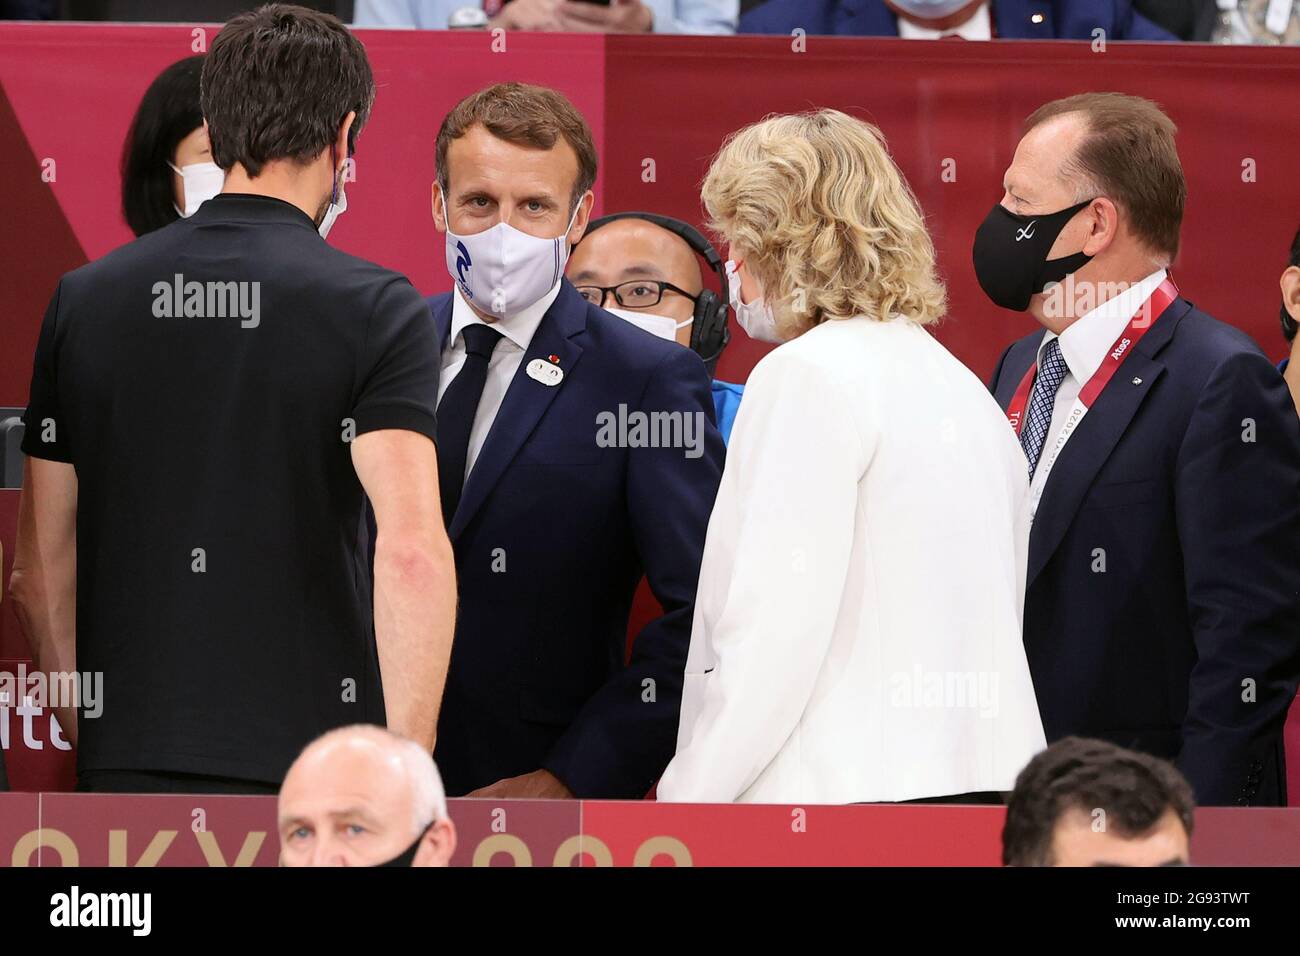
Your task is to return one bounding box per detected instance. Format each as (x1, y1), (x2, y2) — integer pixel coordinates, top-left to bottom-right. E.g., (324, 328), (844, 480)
(527, 357), (564, 387)
(1131, 377), (1143, 385)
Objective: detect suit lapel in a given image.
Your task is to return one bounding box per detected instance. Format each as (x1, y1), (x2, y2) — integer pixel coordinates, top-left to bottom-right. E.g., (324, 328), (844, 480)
(1026, 297), (1192, 584)
(432, 295), (452, 353)
(448, 282), (587, 540)
(839, 0), (896, 33)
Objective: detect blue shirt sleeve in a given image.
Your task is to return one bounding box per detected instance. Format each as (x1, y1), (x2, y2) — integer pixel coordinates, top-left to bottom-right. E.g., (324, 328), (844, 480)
(711, 379), (744, 446)
(644, 0), (738, 33)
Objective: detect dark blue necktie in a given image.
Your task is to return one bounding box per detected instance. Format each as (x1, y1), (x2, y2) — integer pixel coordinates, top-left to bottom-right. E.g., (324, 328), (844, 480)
(1020, 338), (1070, 478)
(437, 323), (503, 526)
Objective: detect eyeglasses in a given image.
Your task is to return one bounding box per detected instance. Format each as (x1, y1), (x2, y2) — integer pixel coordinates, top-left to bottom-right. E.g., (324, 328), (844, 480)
(575, 279), (699, 310)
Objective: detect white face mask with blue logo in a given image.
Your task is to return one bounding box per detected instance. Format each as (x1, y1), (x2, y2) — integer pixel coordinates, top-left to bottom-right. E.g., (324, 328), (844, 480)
(441, 186), (579, 318)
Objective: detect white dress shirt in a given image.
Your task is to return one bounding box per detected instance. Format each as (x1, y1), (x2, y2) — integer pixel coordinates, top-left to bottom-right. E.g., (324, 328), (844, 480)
(657, 314), (1045, 804)
(440, 282), (561, 480)
(896, 2), (993, 39)
(1028, 269), (1167, 514)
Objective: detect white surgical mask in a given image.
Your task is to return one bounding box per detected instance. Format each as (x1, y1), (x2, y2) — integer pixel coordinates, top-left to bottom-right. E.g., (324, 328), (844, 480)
(168, 160), (224, 217)
(604, 307), (693, 342)
(725, 259), (782, 343)
(442, 187), (578, 318)
(317, 183), (347, 239)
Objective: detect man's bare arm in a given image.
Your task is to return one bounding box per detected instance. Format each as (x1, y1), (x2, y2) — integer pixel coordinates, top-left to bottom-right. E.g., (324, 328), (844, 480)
(9, 457), (79, 745)
(351, 429), (456, 752)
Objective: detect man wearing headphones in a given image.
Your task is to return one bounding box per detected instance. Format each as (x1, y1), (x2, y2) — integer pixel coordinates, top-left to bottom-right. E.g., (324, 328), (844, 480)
(568, 212), (745, 443)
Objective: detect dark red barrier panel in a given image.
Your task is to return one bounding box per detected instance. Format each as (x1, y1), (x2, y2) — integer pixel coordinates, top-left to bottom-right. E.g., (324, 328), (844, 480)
(3, 27), (1298, 403)
(1, 794), (1297, 866)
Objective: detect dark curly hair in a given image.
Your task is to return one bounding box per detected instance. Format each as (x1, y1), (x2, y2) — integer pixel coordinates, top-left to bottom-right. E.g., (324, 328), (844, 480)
(1002, 737), (1195, 867)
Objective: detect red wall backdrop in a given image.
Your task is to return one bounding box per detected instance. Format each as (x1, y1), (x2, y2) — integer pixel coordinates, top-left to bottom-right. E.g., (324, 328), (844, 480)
(2, 26), (1299, 405)
(602, 36), (1300, 385)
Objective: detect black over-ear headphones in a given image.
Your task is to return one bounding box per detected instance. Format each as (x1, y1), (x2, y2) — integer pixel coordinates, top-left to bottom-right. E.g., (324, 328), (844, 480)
(581, 211), (731, 369)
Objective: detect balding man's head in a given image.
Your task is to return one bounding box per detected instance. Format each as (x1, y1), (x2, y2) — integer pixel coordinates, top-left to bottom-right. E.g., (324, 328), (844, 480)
(278, 725), (456, 867)
(568, 217), (704, 346)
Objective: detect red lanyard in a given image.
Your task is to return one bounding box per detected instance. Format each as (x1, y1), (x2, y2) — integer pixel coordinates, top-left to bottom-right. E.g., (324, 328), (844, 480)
(1007, 278), (1179, 436)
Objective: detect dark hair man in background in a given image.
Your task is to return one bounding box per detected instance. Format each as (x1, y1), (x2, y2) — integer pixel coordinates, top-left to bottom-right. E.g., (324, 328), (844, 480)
(426, 82), (723, 799)
(1003, 737), (1195, 867)
(9, 4), (455, 794)
(984, 92), (1300, 807)
(1278, 226), (1300, 414)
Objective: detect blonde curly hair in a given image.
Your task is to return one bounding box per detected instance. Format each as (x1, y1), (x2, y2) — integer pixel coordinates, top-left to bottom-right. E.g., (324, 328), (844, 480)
(702, 109), (946, 337)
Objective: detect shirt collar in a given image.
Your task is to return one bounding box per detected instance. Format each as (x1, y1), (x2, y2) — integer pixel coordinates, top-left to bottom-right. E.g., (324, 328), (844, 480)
(896, 2), (992, 40)
(449, 280), (563, 353)
(190, 193), (318, 231)
(1039, 268), (1167, 384)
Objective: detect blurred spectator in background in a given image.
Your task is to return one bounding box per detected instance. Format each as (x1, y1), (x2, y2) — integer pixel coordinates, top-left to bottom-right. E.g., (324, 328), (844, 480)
(355, 0), (737, 33)
(568, 212), (744, 443)
(1213, 0), (1300, 43)
(1280, 226), (1300, 412)
(1003, 737), (1195, 867)
(121, 55), (222, 237)
(0, 0), (56, 17)
(6, 1), (349, 20)
(739, 0), (1176, 39)
(279, 725), (457, 867)
(1131, 0), (1218, 40)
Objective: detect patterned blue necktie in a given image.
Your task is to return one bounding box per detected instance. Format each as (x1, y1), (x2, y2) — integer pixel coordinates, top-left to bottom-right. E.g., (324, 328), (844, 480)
(1020, 338), (1070, 478)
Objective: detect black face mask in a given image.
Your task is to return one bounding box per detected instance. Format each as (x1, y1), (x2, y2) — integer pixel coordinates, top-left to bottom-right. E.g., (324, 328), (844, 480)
(972, 199), (1096, 311)
(375, 823), (433, 868)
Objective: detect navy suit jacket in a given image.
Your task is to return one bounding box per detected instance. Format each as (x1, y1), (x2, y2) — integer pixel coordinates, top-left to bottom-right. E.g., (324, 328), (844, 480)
(740, 0), (1177, 39)
(427, 281), (724, 798)
(990, 297), (1300, 806)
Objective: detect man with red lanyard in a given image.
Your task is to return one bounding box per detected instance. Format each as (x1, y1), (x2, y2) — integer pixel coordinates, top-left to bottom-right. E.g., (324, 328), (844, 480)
(982, 92), (1300, 807)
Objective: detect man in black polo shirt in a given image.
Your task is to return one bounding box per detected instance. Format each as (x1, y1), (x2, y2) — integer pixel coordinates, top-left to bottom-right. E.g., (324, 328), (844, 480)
(8, 5), (456, 794)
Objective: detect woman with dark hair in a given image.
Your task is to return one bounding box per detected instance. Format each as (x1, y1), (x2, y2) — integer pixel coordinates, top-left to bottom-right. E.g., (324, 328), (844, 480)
(120, 54), (222, 237)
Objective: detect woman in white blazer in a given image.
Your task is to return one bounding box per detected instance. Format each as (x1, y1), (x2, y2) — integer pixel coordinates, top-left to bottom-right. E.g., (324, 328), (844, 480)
(657, 109), (1046, 805)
